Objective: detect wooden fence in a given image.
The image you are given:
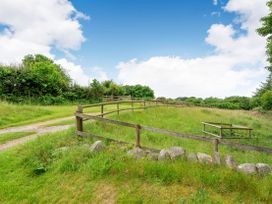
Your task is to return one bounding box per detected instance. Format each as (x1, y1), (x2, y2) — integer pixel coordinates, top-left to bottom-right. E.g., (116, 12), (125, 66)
(75, 100), (272, 155)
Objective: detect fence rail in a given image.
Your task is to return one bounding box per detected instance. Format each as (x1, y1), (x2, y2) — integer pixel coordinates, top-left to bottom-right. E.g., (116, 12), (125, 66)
(75, 100), (272, 155)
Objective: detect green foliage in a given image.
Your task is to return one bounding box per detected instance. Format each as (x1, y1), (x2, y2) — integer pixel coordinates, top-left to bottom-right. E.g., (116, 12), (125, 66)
(102, 80), (123, 96)
(261, 90), (272, 110)
(89, 79), (105, 100)
(257, 0), (272, 71)
(255, 72), (272, 97)
(256, 1), (272, 100)
(123, 84), (155, 99)
(0, 54), (155, 104)
(175, 96), (254, 110)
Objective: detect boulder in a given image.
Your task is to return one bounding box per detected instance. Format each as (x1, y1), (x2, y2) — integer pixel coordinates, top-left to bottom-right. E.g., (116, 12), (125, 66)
(224, 155), (237, 169)
(237, 163), (257, 175)
(168, 147), (186, 160)
(127, 147), (146, 159)
(158, 149), (171, 160)
(256, 163), (271, 176)
(90, 141), (105, 152)
(196, 153), (213, 164)
(213, 152), (221, 165)
(187, 153), (198, 162)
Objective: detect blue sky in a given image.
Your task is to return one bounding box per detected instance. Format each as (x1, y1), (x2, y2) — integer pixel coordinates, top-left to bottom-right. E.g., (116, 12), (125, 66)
(0, 0), (269, 97)
(68, 0), (235, 77)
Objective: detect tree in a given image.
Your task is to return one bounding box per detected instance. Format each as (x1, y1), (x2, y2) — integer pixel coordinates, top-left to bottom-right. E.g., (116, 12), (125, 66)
(257, 0), (272, 72)
(22, 54), (71, 96)
(256, 1), (272, 97)
(123, 84), (154, 99)
(89, 79), (105, 99)
(255, 72), (272, 96)
(102, 80), (123, 96)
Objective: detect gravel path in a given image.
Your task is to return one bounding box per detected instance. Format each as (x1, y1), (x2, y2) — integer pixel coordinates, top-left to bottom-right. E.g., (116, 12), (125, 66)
(0, 116), (76, 151)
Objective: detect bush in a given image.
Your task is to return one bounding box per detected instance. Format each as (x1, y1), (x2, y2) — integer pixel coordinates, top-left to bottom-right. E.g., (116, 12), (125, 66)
(261, 91), (272, 110)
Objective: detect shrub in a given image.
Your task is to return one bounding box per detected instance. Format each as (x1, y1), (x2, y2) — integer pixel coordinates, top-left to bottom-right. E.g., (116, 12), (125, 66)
(261, 91), (272, 110)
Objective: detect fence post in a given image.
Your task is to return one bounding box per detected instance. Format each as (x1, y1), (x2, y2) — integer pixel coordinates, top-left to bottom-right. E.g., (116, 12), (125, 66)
(214, 138), (219, 153)
(76, 105), (83, 132)
(132, 100), (134, 111)
(101, 104), (104, 117)
(143, 100), (146, 108)
(136, 124), (141, 147)
(117, 102), (120, 115)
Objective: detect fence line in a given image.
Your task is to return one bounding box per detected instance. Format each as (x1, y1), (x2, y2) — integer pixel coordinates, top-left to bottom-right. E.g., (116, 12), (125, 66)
(75, 100), (272, 155)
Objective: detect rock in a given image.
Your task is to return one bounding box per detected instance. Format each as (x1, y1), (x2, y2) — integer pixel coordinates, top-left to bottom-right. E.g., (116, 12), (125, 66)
(224, 155), (237, 169)
(256, 163), (271, 176)
(187, 153), (198, 162)
(158, 149), (171, 160)
(146, 152), (159, 160)
(90, 141), (105, 152)
(237, 163), (257, 175)
(127, 147), (146, 159)
(213, 152), (221, 165)
(168, 146), (186, 160)
(197, 153), (213, 164)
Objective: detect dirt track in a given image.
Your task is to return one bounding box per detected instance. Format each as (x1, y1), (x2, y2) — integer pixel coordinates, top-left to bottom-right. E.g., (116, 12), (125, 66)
(0, 116), (75, 151)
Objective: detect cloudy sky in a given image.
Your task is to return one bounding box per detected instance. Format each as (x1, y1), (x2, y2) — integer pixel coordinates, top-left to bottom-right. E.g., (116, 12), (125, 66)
(0, 0), (269, 98)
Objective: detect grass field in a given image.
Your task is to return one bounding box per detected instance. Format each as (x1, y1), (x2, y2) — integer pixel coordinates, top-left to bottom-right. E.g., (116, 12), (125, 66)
(84, 106), (272, 164)
(0, 106), (272, 203)
(0, 102), (133, 129)
(0, 128), (272, 203)
(0, 102), (76, 129)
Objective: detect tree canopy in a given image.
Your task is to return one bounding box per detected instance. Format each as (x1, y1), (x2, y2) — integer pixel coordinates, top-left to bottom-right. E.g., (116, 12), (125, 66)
(257, 0), (272, 72)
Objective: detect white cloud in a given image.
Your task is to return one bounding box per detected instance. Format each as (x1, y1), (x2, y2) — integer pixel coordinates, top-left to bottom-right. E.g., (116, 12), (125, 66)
(0, 0), (91, 85)
(213, 0), (218, 6)
(117, 0), (269, 98)
(56, 58), (90, 86)
(90, 67), (109, 82)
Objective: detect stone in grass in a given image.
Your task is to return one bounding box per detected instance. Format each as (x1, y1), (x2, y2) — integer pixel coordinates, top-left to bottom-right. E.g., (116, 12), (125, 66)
(128, 147), (147, 159)
(127, 147), (147, 159)
(90, 140), (105, 153)
(168, 147), (186, 160)
(213, 152), (221, 165)
(158, 149), (171, 160)
(237, 163), (257, 175)
(256, 163), (271, 176)
(196, 153), (213, 164)
(146, 152), (159, 160)
(224, 155), (237, 170)
(187, 153), (198, 162)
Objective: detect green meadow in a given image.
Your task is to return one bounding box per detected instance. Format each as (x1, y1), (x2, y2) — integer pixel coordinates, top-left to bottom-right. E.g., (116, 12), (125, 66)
(0, 106), (272, 203)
